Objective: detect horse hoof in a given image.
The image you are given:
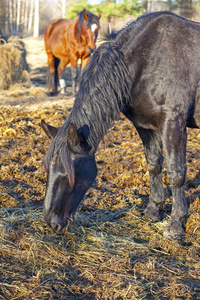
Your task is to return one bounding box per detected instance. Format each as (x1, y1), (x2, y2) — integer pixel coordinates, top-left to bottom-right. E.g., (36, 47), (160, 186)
(163, 218), (185, 239)
(60, 89), (68, 96)
(144, 202), (160, 221)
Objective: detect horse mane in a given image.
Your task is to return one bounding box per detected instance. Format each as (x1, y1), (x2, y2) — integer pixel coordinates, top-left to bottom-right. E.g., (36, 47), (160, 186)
(77, 10), (85, 42)
(65, 39), (132, 152)
(99, 27), (118, 42)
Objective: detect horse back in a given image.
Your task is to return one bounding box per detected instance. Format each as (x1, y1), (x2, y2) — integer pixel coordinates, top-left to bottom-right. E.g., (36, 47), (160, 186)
(118, 12), (200, 129)
(44, 18), (75, 53)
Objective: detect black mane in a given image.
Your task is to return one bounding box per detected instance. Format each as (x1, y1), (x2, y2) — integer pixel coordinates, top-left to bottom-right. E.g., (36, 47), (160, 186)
(65, 42), (132, 151)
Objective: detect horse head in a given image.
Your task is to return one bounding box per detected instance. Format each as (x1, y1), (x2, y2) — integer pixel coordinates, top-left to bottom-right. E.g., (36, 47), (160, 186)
(77, 9), (102, 53)
(41, 120), (97, 235)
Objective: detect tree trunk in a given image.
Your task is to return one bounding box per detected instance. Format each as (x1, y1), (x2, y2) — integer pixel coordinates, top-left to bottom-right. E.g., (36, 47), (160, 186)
(28, 0), (34, 36)
(5, 0), (9, 34)
(16, 0), (21, 35)
(61, 0), (66, 18)
(23, 0), (28, 37)
(33, 0), (39, 37)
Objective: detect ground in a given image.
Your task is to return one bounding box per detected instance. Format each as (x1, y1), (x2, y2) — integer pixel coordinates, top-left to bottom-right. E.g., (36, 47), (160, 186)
(0, 37), (200, 300)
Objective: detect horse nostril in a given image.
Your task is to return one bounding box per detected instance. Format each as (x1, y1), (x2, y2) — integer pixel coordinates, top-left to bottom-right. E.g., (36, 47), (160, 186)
(51, 221), (65, 235)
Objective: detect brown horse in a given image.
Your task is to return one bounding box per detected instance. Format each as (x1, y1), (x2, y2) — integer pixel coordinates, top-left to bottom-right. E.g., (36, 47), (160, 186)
(44, 9), (102, 96)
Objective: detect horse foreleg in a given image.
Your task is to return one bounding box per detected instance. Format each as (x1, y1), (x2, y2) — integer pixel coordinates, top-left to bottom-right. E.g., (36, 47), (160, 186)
(81, 56), (90, 70)
(58, 58), (70, 95)
(162, 119), (188, 238)
(70, 56), (78, 96)
(136, 127), (164, 221)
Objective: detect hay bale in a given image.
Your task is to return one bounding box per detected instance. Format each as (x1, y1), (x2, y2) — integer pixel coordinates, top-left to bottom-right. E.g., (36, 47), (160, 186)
(0, 36), (29, 90)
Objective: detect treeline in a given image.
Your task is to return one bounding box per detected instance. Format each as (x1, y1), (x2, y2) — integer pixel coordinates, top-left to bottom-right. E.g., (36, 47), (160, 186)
(0, 0), (200, 38)
(0, 0), (66, 37)
(66, 0), (200, 21)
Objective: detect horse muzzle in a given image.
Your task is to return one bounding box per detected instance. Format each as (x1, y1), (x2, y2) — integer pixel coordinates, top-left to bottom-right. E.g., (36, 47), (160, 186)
(50, 216), (66, 235)
(44, 212), (73, 235)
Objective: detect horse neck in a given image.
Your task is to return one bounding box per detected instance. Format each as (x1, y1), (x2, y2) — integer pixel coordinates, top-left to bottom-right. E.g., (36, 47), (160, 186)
(69, 66), (131, 152)
(69, 100), (111, 153)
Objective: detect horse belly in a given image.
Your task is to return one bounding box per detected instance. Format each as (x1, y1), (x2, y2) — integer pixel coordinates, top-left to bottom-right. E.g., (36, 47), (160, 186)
(124, 99), (164, 131)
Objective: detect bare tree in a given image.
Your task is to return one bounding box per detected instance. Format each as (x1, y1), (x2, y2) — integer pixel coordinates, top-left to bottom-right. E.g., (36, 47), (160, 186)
(5, 0), (9, 34)
(61, 0), (66, 18)
(33, 0), (40, 37)
(28, 0), (34, 36)
(16, 0), (21, 35)
(23, 0), (28, 37)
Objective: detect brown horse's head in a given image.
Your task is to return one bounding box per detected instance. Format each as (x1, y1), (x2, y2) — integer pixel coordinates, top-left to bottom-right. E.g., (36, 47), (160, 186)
(77, 10), (102, 53)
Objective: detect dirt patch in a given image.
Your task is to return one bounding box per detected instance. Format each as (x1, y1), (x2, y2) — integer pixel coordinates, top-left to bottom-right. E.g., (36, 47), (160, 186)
(0, 38), (200, 300)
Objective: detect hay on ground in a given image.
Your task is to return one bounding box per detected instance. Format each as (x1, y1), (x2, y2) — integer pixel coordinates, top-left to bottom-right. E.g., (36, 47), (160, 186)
(0, 36), (29, 90)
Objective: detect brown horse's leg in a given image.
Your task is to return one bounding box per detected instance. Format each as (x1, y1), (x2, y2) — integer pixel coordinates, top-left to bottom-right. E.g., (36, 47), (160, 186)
(81, 57), (90, 70)
(46, 53), (56, 94)
(58, 58), (70, 95)
(70, 55), (78, 96)
(46, 53), (60, 95)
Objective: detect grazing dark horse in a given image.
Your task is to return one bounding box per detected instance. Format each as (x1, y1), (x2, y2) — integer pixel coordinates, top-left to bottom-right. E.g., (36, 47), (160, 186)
(41, 11), (200, 238)
(44, 9), (102, 95)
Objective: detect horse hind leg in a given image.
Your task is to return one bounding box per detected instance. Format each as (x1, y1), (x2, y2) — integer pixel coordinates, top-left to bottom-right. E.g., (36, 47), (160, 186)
(162, 120), (188, 238)
(136, 128), (164, 221)
(46, 53), (58, 95)
(53, 57), (60, 95)
(46, 65), (53, 92)
(57, 58), (70, 95)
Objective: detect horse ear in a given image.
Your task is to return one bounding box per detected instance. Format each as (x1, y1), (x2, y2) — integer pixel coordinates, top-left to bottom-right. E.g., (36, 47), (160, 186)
(98, 12), (102, 19)
(41, 119), (59, 139)
(67, 123), (80, 148)
(83, 9), (88, 20)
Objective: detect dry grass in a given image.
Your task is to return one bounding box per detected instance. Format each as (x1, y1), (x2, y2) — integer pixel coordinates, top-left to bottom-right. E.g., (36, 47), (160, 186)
(0, 36), (48, 101)
(0, 103), (200, 300)
(0, 37), (29, 90)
